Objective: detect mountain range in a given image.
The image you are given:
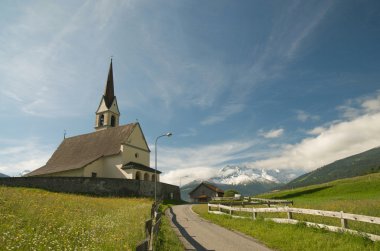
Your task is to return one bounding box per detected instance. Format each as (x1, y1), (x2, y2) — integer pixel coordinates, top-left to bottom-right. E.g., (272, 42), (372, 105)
(180, 165), (304, 201)
(285, 146), (380, 189)
(0, 173), (9, 178)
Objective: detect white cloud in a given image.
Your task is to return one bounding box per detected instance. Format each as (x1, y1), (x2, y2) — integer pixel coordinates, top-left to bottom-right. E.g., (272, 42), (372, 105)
(160, 167), (218, 186)
(201, 103), (244, 126)
(296, 110), (320, 122)
(0, 1), (124, 118)
(0, 138), (52, 176)
(155, 140), (256, 185)
(260, 128), (284, 139)
(250, 93), (380, 171)
(307, 126), (326, 135)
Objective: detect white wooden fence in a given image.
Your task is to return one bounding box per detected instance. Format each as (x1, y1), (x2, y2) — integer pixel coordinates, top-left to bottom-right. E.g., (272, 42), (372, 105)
(211, 196), (293, 206)
(208, 203), (380, 241)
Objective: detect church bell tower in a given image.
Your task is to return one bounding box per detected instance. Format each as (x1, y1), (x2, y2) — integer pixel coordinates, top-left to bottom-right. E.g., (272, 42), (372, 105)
(95, 59), (120, 131)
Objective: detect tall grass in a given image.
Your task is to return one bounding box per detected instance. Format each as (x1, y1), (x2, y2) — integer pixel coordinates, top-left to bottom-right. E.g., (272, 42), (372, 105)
(0, 186), (152, 250)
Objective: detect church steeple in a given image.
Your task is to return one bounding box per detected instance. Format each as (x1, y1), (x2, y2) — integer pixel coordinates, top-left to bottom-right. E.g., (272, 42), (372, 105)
(95, 59), (120, 131)
(104, 59), (115, 108)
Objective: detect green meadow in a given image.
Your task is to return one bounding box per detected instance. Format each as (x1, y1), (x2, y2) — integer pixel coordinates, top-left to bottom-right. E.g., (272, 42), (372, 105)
(0, 186), (152, 250)
(193, 173), (380, 251)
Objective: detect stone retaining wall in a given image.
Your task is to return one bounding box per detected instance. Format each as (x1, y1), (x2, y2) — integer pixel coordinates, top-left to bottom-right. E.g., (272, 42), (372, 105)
(0, 177), (180, 200)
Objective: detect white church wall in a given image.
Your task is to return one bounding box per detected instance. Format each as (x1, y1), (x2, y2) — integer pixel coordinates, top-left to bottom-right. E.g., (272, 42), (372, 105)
(103, 154), (129, 179)
(83, 158), (104, 177)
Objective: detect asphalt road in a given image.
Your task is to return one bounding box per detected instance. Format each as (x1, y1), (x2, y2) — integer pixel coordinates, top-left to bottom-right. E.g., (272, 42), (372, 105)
(168, 204), (273, 251)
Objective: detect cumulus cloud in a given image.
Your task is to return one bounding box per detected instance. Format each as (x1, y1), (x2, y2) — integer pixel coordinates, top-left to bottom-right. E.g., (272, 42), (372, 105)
(0, 139), (52, 176)
(250, 94), (380, 171)
(160, 167), (218, 186)
(260, 128), (284, 138)
(156, 140), (256, 185)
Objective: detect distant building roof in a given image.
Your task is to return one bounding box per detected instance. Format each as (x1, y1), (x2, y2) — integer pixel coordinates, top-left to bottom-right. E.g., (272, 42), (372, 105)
(122, 162), (161, 174)
(189, 182), (224, 195)
(27, 123), (150, 177)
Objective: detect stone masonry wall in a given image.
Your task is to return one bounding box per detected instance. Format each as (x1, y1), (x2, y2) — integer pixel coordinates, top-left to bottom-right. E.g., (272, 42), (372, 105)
(0, 177), (180, 200)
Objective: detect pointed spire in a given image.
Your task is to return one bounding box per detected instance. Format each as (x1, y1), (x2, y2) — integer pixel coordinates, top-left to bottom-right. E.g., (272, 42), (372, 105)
(104, 58), (115, 108)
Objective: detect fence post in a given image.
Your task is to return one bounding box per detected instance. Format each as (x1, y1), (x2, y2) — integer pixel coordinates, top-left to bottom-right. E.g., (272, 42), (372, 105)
(219, 204), (221, 213)
(287, 207), (293, 219)
(252, 208), (257, 220)
(229, 205), (232, 216)
(340, 211), (348, 229)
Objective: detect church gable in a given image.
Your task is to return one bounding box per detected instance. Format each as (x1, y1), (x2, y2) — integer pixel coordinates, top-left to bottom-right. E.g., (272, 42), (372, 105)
(96, 97), (120, 115)
(125, 123), (150, 152)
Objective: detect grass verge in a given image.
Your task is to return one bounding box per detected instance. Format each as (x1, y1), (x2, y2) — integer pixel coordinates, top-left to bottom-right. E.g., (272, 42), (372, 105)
(193, 204), (380, 251)
(154, 199), (186, 251)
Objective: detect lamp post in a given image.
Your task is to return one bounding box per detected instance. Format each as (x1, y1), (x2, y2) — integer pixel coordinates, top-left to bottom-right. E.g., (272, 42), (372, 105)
(155, 132), (172, 203)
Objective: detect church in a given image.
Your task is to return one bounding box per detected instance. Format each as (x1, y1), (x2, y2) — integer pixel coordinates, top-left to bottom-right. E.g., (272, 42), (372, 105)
(27, 60), (160, 182)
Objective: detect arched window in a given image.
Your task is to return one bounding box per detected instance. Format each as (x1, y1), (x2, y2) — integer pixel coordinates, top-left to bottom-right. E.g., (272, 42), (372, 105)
(99, 114), (104, 126)
(151, 174), (156, 182)
(144, 173), (149, 181)
(136, 171), (141, 180)
(111, 115), (116, 127)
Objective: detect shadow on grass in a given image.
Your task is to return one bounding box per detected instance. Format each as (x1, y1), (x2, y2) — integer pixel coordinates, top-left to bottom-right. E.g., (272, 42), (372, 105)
(272, 185), (333, 199)
(168, 207), (210, 251)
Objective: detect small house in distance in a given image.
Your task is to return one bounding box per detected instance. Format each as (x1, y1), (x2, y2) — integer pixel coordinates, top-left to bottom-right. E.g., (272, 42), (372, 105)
(189, 182), (224, 203)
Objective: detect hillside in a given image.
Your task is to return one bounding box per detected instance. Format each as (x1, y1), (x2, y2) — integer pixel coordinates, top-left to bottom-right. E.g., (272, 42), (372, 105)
(0, 173), (9, 177)
(0, 187), (151, 250)
(261, 172), (380, 216)
(286, 146), (380, 188)
(194, 173), (380, 251)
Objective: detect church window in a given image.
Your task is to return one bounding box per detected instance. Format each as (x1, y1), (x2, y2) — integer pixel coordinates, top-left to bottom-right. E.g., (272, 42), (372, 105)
(144, 173), (149, 181)
(91, 172), (97, 178)
(151, 174), (156, 182)
(99, 114), (104, 126)
(135, 153), (139, 158)
(111, 115), (116, 127)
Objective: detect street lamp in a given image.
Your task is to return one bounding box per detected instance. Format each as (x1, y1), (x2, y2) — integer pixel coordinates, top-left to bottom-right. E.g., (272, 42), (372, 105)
(155, 132), (172, 203)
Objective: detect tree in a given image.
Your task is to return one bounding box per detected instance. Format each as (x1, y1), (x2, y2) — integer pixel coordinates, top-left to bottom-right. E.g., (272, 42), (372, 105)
(224, 189), (239, 197)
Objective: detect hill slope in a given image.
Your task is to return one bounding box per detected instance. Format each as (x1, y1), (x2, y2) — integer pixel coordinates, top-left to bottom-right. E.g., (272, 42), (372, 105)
(261, 172), (380, 216)
(0, 173), (9, 177)
(286, 146), (380, 188)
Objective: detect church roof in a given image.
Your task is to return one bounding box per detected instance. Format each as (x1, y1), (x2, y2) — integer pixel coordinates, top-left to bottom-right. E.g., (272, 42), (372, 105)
(104, 59), (115, 109)
(27, 123), (139, 177)
(122, 162), (162, 174)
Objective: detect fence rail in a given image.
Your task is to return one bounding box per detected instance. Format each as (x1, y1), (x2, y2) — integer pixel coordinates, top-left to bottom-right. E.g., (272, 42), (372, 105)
(208, 203), (380, 241)
(211, 196), (293, 206)
(136, 200), (163, 251)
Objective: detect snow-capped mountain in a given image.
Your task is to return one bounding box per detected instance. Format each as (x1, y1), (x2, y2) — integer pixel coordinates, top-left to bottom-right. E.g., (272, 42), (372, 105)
(180, 165), (305, 201)
(210, 165), (303, 185)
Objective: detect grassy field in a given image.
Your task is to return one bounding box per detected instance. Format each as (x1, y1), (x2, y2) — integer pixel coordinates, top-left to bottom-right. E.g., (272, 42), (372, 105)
(193, 173), (380, 251)
(0, 186), (152, 250)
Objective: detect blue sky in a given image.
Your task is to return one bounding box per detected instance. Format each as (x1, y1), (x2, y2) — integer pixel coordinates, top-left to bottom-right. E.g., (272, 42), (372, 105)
(1, 0), (380, 185)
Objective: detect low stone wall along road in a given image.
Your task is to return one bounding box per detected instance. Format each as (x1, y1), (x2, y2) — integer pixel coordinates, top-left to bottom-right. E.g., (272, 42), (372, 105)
(168, 204), (273, 251)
